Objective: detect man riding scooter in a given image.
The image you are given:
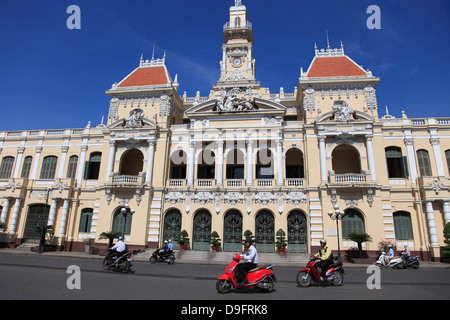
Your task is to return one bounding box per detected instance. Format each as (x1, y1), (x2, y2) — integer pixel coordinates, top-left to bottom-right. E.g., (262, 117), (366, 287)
(236, 238), (259, 285)
(314, 239), (334, 280)
(156, 240), (169, 261)
(106, 236), (127, 262)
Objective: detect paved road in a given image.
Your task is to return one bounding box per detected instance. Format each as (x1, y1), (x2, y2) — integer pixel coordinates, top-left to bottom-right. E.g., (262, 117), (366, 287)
(0, 254), (449, 302)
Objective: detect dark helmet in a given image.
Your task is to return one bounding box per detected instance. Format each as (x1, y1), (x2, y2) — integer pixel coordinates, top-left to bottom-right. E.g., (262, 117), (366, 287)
(245, 237), (253, 245)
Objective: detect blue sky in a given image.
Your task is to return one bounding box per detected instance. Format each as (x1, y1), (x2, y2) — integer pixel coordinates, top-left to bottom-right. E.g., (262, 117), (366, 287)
(0, 0), (449, 131)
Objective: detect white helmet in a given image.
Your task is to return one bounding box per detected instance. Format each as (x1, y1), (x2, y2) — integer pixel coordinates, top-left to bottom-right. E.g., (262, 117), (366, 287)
(320, 239), (327, 245)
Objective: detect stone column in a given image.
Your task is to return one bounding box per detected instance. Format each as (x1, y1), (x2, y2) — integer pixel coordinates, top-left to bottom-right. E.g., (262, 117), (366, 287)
(425, 200), (439, 246)
(13, 147), (25, 178)
(443, 200), (450, 225)
(30, 146), (43, 179)
(187, 141), (195, 186)
(145, 139), (156, 185)
(47, 199), (57, 227)
(9, 198), (21, 234)
(76, 145), (88, 186)
(58, 199), (70, 236)
(246, 140), (253, 186)
(105, 141), (116, 183)
(0, 198), (10, 224)
(404, 138), (418, 185)
(57, 146), (69, 178)
(276, 139), (284, 186)
(366, 134), (377, 182)
(216, 140), (224, 186)
(318, 135), (327, 183)
(430, 138), (445, 177)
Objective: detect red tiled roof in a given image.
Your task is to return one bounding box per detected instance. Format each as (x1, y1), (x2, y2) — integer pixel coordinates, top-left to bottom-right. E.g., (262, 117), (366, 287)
(307, 56), (367, 78)
(118, 66), (169, 87)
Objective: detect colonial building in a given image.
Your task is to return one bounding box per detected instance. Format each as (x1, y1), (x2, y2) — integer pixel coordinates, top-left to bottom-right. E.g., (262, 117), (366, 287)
(0, 1), (449, 260)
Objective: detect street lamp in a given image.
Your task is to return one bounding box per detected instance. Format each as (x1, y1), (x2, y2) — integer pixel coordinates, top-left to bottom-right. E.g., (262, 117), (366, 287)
(328, 205), (345, 262)
(37, 187), (52, 254)
(120, 207), (135, 238)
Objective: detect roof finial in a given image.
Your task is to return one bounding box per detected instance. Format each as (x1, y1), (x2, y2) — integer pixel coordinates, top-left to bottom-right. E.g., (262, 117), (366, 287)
(235, 0), (242, 6)
(326, 30), (330, 49)
(151, 41), (156, 60)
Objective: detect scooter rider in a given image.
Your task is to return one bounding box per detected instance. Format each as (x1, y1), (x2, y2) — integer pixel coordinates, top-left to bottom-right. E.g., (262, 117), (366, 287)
(157, 240), (169, 261)
(107, 236), (126, 262)
(236, 238), (259, 285)
(314, 239), (333, 279)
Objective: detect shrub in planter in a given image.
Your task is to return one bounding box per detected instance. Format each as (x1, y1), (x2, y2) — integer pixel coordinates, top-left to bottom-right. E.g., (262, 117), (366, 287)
(275, 228), (287, 254)
(210, 231), (221, 252)
(242, 230), (255, 252)
(178, 230), (190, 250)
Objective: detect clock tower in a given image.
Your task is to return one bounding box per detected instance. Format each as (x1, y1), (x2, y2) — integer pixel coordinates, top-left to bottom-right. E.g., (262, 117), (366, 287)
(214, 0), (259, 91)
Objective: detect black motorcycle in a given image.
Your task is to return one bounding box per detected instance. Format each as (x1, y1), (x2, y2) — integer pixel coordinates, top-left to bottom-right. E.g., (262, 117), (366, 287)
(149, 249), (175, 264)
(103, 251), (133, 273)
(402, 255), (420, 269)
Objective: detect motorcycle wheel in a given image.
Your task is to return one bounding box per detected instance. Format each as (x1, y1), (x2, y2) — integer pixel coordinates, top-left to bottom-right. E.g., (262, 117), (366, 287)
(149, 256), (157, 264)
(296, 271), (312, 287)
(259, 277), (275, 293)
(216, 280), (232, 294)
(120, 260), (131, 273)
(412, 262), (419, 269)
(102, 258), (111, 271)
(167, 257), (175, 265)
(331, 270), (344, 286)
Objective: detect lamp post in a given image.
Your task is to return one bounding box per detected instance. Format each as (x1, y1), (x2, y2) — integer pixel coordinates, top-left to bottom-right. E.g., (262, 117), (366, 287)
(37, 187), (52, 254)
(120, 206), (135, 238)
(328, 205), (345, 262)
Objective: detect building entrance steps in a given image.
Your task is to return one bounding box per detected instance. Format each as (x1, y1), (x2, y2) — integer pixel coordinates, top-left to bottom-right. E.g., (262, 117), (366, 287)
(133, 249), (311, 267)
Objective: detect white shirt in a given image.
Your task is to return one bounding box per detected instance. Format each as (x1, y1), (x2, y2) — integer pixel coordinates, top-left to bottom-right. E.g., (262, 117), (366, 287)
(111, 240), (126, 252)
(242, 245), (258, 264)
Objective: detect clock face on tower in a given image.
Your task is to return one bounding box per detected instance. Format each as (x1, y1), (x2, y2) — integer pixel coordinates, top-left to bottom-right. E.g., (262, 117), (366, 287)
(232, 57), (242, 67)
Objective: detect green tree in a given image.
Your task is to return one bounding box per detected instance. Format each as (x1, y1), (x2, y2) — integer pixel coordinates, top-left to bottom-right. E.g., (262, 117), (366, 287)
(443, 222), (450, 257)
(347, 232), (372, 258)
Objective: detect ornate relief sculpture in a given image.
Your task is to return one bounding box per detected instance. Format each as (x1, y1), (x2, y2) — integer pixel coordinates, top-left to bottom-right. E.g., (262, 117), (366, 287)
(125, 109), (145, 128)
(214, 89), (257, 112)
(332, 100), (354, 122)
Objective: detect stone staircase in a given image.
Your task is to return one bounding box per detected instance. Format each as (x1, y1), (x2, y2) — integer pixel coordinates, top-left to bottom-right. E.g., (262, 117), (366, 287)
(133, 249), (310, 267)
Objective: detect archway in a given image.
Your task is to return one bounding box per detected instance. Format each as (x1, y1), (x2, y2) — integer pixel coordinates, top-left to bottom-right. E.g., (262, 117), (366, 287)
(119, 148), (144, 175)
(163, 209), (182, 250)
(255, 210), (275, 252)
(223, 210), (243, 252)
(193, 210), (212, 251)
(23, 204), (50, 242)
(287, 210), (307, 253)
(332, 144), (361, 174)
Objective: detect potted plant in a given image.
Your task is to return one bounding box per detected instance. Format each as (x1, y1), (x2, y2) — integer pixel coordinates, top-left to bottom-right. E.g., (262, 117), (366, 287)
(210, 231), (221, 252)
(242, 230), (255, 252)
(83, 238), (95, 254)
(178, 230), (189, 250)
(276, 228), (287, 254)
(443, 222), (450, 263)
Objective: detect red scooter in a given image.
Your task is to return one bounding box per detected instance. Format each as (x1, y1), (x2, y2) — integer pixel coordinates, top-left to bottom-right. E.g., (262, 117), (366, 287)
(296, 256), (344, 287)
(216, 254), (276, 294)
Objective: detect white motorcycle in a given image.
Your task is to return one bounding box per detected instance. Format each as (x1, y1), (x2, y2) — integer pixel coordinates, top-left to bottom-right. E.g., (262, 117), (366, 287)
(375, 252), (403, 269)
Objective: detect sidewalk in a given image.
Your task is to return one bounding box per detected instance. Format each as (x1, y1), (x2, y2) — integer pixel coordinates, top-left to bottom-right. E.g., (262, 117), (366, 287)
(1, 248), (450, 269)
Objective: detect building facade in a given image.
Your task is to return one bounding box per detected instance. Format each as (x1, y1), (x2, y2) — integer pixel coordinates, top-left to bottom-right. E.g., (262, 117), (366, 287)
(0, 1), (449, 260)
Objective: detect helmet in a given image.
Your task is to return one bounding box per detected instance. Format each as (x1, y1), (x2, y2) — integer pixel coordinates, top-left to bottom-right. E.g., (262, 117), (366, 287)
(245, 237), (253, 245)
(168, 239), (172, 243)
(164, 240), (168, 244)
(118, 236), (123, 241)
(320, 239), (327, 245)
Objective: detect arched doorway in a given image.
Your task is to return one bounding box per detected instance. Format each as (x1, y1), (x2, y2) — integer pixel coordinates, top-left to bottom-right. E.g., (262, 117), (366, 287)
(119, 149), (144, 175)
(223, 210), (243, 252)
(112, 207), (133, 236)
(163, 209), (182, 250)
(193, 210), (212, 251)
(255, 210), (275, 252)
(287, 210), (307, 253)
(23, 204), (50, 242)
(332, 144), (361, 174)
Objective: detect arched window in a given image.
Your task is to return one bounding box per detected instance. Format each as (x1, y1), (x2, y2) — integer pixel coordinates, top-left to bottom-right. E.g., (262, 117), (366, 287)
(197, 149), (215, 179)
(393, 211), (413, 240)
(163, 209), (182, 250)
(255, 210), (275, 252)
(40, 156), (58, 179)
(385, 147), (408, 178)
(66, 155), (78, 179)
(285, 148), (304, 179)
(256, 149), (274, 179)
(119, 149), (144, 176)
(445, 150), (450, 176)
(169, 150), (187, 179)
(0, 156), (15, 179)
(342, 209), (365, 239)
(332, 144), (361, 174)
(112, 208), (133, 235)
(417, 149), (432, 176)
(79, 208), (93, 233)
(193, 210), (212, 251)
(226, 149), (244, 179)
(223, 210), (243, 252)
(21, 156), (33, 178)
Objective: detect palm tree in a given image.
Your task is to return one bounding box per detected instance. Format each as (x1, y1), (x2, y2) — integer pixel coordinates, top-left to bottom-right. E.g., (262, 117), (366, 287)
(98, 231), (122, 248)
(347, 232), (372, 258)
